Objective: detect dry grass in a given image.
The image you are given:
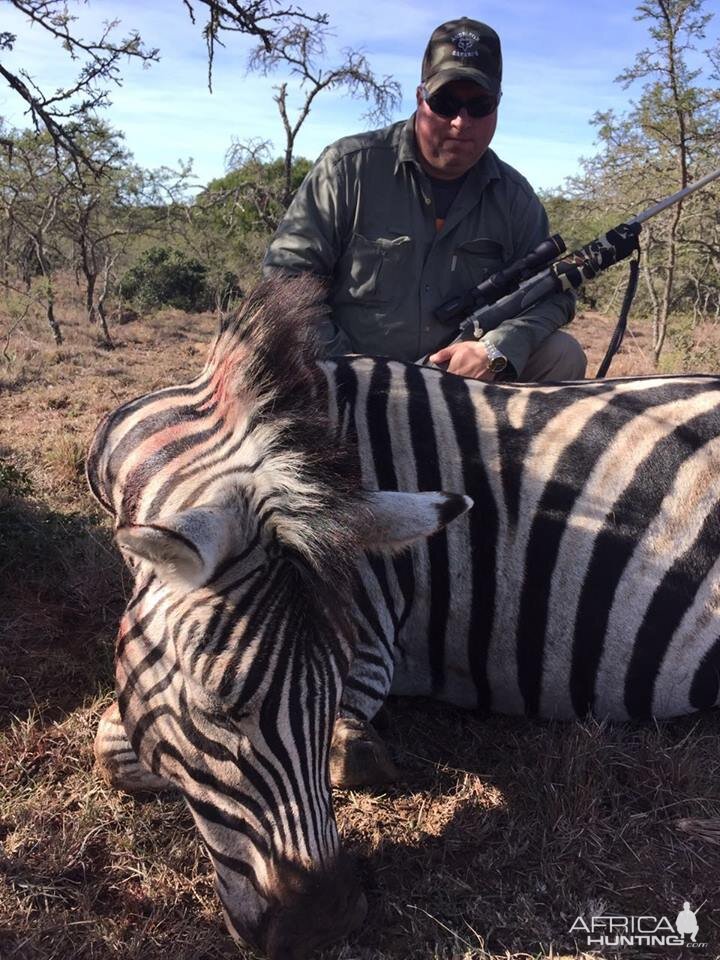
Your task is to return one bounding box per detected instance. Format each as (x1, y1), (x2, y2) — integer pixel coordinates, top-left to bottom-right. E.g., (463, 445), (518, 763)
(2, 288), (720, 959)
(578, 307), (720, 379)
(44, 434), (87, 489)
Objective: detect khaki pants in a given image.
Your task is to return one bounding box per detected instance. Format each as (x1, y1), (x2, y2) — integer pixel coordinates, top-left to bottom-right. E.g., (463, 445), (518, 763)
(518, 330), (587, 382)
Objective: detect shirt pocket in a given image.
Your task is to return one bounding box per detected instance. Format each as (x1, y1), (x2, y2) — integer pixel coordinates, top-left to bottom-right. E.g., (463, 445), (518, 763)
(452, 237), (507, 289)
(346, 233), (413, 304)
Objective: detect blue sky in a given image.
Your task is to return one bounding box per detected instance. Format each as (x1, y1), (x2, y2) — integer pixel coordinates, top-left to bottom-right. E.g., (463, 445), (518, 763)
(1, 0), (718, 192)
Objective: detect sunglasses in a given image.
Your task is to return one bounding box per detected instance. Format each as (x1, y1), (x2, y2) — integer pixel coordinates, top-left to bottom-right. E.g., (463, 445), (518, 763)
(421, 85), (501, 119)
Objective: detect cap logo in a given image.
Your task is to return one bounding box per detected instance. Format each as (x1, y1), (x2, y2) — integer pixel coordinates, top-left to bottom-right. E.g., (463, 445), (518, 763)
(452, 29), (480, 58)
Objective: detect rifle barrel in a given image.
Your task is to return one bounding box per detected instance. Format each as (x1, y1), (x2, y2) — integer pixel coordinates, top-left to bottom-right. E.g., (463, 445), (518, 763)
(631, 167), (720, 226)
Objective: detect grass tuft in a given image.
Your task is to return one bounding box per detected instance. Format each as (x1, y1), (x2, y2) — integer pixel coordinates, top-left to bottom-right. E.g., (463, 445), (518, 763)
(44, 434), (87, 488)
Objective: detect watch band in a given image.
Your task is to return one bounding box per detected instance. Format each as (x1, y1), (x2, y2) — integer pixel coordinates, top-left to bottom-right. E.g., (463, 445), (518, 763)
(484, 342), (508, 374)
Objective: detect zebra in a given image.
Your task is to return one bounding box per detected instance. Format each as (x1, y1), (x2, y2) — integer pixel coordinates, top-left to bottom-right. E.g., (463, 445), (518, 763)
(87, 275), (720, 960)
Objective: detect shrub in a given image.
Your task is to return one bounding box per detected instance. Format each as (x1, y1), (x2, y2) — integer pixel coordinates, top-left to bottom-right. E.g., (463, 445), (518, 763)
(118, 247), (213, 312)
(0, 459), (33, 498)
(215, 270), (244, 310)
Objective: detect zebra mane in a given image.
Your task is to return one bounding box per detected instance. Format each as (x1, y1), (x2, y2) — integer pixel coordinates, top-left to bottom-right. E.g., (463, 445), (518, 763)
(206, 274), (367, 576)
(212, 273), (326, 406)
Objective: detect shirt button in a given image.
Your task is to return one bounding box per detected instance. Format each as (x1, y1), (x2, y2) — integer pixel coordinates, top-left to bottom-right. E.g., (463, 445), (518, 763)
(424, 284), (430, 293)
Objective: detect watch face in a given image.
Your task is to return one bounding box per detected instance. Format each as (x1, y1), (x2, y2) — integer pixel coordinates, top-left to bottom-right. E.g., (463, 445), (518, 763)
(490, 356), (507, 372)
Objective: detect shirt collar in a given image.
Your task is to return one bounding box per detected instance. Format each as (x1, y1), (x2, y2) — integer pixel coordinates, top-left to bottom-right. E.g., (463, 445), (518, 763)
(395, 115), (419, 172)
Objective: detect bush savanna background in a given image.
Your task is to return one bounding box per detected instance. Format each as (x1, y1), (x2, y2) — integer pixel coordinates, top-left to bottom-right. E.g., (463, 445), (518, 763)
(2, 1), (720, 958)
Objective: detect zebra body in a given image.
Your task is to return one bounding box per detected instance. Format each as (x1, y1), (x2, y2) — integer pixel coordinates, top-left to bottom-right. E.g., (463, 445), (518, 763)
(327, 359), (720, 723)
(87, 277), (720, 959)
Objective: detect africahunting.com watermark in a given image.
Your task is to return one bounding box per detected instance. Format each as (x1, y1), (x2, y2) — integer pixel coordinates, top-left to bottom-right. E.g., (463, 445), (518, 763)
(570, 901), (709, 949)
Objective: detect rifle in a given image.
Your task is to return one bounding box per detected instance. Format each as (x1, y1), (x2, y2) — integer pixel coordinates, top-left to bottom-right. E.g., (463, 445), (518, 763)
(423, 167), (720, 378)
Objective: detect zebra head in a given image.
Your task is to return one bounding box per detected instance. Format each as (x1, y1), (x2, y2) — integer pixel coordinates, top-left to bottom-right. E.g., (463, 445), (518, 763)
(87, 277), (471, 959)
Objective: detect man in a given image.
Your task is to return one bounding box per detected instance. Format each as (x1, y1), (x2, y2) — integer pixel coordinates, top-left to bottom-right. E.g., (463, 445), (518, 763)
(263, 18), (586, 382)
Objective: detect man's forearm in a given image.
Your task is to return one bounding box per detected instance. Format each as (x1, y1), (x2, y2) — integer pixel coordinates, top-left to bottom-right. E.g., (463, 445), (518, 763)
(315, 313), (354, 357)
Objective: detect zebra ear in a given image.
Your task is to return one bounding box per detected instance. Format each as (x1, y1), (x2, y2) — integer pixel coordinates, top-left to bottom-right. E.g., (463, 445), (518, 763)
(116, 506), (238, 587)
(359, 491), (473, 553)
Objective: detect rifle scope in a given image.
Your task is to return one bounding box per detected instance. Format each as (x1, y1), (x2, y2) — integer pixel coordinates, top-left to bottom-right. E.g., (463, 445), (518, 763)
(435, 233), (567, 327)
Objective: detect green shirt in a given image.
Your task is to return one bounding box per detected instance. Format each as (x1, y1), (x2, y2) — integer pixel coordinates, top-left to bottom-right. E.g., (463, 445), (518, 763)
(263, 116), (574, 376)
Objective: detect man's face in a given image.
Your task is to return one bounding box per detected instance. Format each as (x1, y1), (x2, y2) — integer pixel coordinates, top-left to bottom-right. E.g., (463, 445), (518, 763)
(414, 79), (498, 180)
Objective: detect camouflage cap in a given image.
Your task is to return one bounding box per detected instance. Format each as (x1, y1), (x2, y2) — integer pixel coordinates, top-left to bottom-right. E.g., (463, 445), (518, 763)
(421, 18), (502, 97)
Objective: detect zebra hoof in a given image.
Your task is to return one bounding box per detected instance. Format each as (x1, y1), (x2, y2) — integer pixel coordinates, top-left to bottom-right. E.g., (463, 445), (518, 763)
(330, 717), (400, 789)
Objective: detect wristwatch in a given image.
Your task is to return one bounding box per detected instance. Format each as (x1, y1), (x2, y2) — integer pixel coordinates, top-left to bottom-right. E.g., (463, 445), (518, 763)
(484, 342), (508, 375)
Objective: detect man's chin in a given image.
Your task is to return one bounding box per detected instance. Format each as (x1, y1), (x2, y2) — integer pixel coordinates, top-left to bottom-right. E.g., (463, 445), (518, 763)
(432, 153), (480, 178)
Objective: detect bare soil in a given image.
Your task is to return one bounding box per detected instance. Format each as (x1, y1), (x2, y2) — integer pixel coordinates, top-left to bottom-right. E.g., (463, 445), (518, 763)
(1, 295), (719, 960)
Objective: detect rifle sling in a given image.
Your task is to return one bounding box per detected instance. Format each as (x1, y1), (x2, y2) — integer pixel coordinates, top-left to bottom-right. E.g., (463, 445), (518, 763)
(595, 254), (640, 378)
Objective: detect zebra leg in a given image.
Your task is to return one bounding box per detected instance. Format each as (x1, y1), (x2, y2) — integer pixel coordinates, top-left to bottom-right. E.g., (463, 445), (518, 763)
(331, 574), (401, 789)
(94, 701), (174, 794)
(331, 674), (399, 789)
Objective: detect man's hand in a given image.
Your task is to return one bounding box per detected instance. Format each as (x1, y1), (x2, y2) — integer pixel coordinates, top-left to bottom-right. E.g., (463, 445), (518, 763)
(428, 341), (496, 380)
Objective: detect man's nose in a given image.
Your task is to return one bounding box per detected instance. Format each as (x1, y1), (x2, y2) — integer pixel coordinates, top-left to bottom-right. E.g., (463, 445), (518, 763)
(450, 108), (474, 127)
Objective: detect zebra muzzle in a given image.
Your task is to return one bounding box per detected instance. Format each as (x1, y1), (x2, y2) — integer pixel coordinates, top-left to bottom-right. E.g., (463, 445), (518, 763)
(262, 856), (367, 959)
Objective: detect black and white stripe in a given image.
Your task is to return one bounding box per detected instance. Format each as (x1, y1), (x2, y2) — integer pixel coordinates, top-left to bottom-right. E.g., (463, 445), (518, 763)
(328, 358), (720, 721)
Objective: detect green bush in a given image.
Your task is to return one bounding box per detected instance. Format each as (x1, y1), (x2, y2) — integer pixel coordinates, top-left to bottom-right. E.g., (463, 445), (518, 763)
(0, 459), (33, 498)
(118, 247), (213, 312)
(215, 270), (244, 310)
